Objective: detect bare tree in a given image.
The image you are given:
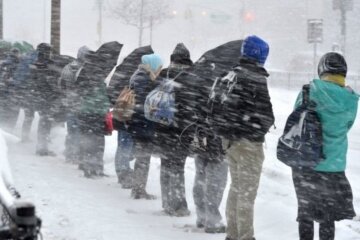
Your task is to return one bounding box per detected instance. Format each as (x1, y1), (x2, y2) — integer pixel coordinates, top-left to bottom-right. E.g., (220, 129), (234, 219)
(51, 0), (61, 53)
(108, 0), (171, 47)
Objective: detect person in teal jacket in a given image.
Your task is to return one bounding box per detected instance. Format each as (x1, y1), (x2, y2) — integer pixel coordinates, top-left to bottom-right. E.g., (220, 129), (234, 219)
(292, 52), (359, 240)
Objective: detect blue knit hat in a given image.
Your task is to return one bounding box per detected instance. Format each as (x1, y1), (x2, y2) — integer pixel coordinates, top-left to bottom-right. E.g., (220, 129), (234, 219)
(241, 35), (269, 65)
(141, 54), (163, 72)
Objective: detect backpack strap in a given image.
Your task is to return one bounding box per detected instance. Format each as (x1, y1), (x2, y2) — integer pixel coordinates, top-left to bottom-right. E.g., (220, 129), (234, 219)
(302, 84), (310, 106)
(166, 69), (183, 81)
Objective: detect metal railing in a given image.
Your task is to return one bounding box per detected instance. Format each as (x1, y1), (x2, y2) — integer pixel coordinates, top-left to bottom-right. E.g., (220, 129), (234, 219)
(268, 70), (360, 92)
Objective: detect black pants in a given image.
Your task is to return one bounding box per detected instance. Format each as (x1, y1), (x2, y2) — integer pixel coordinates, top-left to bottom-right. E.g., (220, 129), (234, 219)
(299, 220), (335, 240)
(160, 152), (188, 212)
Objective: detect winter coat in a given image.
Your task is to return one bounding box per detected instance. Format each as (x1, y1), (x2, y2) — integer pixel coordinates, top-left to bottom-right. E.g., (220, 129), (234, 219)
(295, 79), (359, 172)
(12, 51), (38, 108)
(128, 66), (158, 141)
(79, 82), (110, 116)
(28, 60), (62, 113)
(59, 61), (83, 113)
(0, 54), (20, 84)
(218, 58), (274, 142)
(0, 54), (20, 105)
(76, 62), (110, 117)
(153, 64), (196, 154)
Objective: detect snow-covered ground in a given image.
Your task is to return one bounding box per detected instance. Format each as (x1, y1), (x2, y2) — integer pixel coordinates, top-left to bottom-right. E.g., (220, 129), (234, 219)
(2, 86), (360, 240)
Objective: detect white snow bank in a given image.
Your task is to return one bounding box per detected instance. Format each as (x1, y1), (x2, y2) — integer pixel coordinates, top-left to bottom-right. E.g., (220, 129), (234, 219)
(0, 129), (16, 208)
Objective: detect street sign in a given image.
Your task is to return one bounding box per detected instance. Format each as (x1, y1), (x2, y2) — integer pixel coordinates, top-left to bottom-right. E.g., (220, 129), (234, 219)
(333, 0), (353, 11)
(210, 12), (232, 24)
(307, 19), (323, 43)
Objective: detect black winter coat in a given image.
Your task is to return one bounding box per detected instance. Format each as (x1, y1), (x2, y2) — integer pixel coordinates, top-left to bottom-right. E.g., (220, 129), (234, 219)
(28, 60), (62, 113)
(128, 67), (158, 141)
(214, 58), (274, 142)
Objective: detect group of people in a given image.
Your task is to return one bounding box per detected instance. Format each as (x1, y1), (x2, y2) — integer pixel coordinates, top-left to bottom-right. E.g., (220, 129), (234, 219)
(0, 34), (358, 240)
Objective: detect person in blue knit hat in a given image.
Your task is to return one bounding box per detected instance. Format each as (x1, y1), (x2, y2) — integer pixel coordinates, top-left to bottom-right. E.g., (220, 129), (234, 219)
(241, 35), (269, 66)
(219, 35), (274, 240)
(128, 53), (163, 199)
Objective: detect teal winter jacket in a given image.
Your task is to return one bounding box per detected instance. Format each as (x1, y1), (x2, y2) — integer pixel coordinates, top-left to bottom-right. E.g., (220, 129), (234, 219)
(295, 79), (359, 172)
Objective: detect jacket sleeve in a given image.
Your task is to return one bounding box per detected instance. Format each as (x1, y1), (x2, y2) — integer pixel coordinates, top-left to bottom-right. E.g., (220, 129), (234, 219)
(255, 81), (275, 135)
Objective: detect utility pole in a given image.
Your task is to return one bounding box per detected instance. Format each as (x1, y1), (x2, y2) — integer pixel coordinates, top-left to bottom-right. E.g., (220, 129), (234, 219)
(96, 0), (103, 46)
(307, 19), (323, 78)
(0, 0), (3, 39)
(51, 0), (61, 54)
(333, 0), (353, 56)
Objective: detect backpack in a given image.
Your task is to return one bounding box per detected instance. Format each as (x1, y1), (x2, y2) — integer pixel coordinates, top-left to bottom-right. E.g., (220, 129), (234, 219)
(207, 67), (249, 138)
(208, 66), (274, 140)
(276, 84), (324, 169)
(112, 86), (135, 122)
(144, 71), (182, 126)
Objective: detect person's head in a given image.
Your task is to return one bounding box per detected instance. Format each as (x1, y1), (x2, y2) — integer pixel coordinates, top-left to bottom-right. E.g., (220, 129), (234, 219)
(10, 48), (20, 58)
(77, 46), (92, 64)
(318, 52), (347, 78)
(241, 35), (269, 66)
(36, 43), (52, 63)
(170, 43), (193, 66)
(141, 53), (163, 76)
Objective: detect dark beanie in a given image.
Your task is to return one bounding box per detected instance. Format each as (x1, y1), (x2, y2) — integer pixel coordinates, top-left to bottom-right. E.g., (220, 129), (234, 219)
(318, 52), (347, 77)
(170, 43), (193, 66)
(36, 43), (52, 62)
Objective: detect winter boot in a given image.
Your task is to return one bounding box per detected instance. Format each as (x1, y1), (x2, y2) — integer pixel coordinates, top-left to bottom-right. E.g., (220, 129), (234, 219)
(118, 169), (133, 189)
(196, 219), (205, 228)
(36, 149), (56, 157)
(205, 222), (226, 233)
(131, 189), (156, 200)
(172, 208), (191, 217)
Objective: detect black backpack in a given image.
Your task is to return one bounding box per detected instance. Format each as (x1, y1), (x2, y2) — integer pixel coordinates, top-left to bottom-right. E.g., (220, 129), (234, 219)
(207, 66), (273, 140)
(207, 68), (239, 137)
(277, 84), (324, 169)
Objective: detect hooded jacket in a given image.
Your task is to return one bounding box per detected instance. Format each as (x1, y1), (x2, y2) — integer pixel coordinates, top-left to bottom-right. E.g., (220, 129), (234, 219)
(59, 46), (91, 112)
(295, 79), (359, 172)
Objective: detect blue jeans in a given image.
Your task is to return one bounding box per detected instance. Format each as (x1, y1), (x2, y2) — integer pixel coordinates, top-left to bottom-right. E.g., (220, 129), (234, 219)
(65, 113), (80, 161)
(115, 130), (134, 175)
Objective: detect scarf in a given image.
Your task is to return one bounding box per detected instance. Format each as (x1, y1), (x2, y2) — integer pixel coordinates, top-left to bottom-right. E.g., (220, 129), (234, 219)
(321, 74), (345, 87)
(139, 64), (157, 81)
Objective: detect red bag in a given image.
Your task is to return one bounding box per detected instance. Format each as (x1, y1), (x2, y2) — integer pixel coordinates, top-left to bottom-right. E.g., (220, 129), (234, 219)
(105, 111), (114, 135)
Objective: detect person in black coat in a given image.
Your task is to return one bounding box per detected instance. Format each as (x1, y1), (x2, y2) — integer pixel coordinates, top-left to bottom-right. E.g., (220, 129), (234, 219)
(12, 50), (38, 142)
(220, 36), (274, 240)
(28, 43), (59, 156)
(59, 46), (91, 163)
(75, 42), (121, 178)
(128, 53), (163, 199)
(154, 43), (193, 216)
(0, 48), (21, 131)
